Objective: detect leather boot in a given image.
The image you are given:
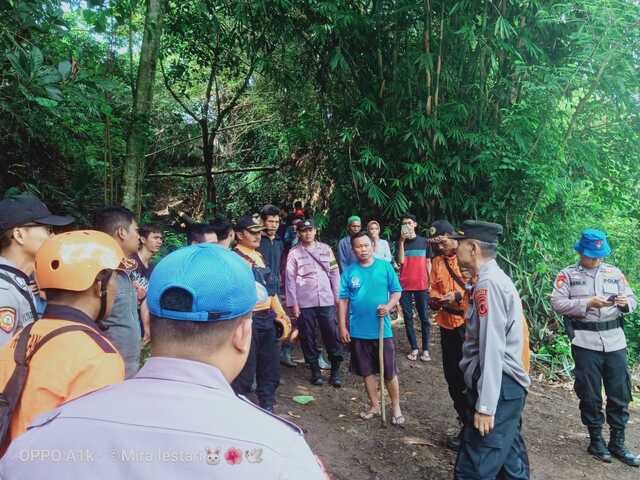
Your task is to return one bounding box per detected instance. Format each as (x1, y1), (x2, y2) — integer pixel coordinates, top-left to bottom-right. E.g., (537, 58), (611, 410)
(280, 343), (296, 368)
(609, 428), (640, 467)
(587, 428), (612, 463)
(310, 361), (325, 386)
(329, 359), (342, 388)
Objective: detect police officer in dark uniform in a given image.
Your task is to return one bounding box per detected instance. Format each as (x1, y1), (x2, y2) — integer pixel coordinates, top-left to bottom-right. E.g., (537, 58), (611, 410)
(452, 221), (531, 480)
(551, 229), (639, 466)
(232, 215), (292, 412)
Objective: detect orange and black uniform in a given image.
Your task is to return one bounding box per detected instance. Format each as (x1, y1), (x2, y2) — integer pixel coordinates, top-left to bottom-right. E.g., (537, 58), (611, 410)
(0, 304), (124, 445)
(231, 245), (286, 410)
(429, 254), (469, 420)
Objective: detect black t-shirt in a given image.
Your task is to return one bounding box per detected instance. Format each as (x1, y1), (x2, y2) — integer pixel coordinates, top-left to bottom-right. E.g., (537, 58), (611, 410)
(127, 253), (153, 305)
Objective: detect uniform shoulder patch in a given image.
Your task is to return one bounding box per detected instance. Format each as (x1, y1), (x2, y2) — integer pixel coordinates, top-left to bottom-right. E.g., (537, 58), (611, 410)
(0, 307), (16, 333)
(475, 288), (488, 316)
(555, 273), (568, 289)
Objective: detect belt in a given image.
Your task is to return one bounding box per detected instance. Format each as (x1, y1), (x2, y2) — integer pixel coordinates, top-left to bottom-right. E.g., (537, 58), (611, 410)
(570, 317), (623, 332)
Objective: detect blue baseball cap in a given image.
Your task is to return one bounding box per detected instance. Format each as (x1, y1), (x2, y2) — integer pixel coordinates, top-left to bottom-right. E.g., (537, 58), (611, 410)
(574, 228), (611, 258)
(148, 243), (257, 321)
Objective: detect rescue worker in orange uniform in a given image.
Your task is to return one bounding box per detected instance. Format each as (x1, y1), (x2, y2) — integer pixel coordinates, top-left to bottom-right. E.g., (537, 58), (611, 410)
(428, 220), (470, 451)
(0, 230), (125, 448)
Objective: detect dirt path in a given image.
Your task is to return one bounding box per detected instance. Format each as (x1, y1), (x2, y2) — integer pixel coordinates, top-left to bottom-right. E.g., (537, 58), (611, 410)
(274, 325), (640, 479)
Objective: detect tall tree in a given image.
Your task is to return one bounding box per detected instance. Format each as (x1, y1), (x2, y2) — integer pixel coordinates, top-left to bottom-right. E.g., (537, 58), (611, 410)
(159, 0), (291, 213)
(122, 0), (166, 212)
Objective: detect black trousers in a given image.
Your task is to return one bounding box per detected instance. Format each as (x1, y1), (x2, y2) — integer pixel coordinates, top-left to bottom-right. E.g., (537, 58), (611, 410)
(298, 306), (344, 363)
(400, 289), (431, 351)
(441, 325), (467, 420)
(455, 374), (529, 480)
(572, 345), (631, 431)
(231, 312), (280, 409)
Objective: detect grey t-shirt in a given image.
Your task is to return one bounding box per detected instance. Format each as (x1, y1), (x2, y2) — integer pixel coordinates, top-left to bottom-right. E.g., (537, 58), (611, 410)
(103, 272), (141, 378)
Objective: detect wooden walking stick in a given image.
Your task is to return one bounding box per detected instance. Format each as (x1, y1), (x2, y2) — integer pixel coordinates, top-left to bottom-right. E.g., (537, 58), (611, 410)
(378, 306), (386, 426)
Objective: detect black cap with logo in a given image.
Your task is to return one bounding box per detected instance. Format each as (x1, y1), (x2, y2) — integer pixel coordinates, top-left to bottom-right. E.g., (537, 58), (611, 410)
(450, 220), (503, 244)
(0, 194), (74, 231)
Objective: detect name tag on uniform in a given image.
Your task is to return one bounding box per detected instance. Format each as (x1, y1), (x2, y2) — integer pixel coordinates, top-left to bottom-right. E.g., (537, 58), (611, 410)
(603, 278), (619, 295)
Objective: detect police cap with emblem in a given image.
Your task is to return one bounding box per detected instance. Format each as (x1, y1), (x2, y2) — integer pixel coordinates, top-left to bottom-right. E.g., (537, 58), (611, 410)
(574, 228), (611, 258)
(450, 220), (503, 244)
(296, 219), (315, 231)
(0, 194), (74, 231)
(429, 220), (455, 238)
(234, 215), (265, 233)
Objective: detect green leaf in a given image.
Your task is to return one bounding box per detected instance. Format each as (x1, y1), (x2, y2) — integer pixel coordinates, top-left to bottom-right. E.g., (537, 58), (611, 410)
(6, 51), (27, 79)
(34, 97), (58, 108)
(292, 395), (315, 405)
(57, 60), (71, 80)
(329, 50), (344, 71)
(30, 47), (43, 73)
(45, 86), (63, 101)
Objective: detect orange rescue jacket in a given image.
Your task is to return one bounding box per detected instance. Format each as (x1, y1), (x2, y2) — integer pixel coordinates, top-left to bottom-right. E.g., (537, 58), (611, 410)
(429, 255), (469, 330)
(0, 305), (124, 446)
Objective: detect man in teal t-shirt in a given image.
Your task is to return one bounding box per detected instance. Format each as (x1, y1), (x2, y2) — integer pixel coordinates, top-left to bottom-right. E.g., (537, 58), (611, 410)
(338, 231), (404, 425)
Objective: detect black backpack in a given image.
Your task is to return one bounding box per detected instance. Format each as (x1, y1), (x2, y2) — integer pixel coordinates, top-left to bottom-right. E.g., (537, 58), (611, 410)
(0, 322), (98, 447)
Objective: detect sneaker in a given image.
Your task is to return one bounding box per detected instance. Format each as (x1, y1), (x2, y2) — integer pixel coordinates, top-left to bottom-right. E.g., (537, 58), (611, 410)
(420, 351), (431, 362)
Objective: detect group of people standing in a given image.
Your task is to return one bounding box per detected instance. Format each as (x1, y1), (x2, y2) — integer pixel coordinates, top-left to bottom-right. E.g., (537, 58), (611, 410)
(0, 191), (637, 479)
(334, 215), (533, 477)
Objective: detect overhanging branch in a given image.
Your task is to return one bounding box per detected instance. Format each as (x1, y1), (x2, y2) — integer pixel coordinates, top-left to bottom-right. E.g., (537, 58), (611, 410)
(147, 165), (279, 178)
(144, 119), (271, 157)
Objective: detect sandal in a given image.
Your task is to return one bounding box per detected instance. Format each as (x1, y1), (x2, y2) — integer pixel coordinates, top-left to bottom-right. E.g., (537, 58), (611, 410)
(359, 409), (381, 420)
(391, 415), (406, 426)
(407, 350), (419, 361)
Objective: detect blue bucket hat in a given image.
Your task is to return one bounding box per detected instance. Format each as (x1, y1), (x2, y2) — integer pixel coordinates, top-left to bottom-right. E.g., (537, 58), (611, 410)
(574, 228), (611, 258)
(148, 243), (257, 322)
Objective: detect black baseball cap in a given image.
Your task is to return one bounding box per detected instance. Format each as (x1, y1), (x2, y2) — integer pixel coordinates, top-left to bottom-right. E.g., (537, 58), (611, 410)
(234, 215), (265, 233)
(429, 220), (455, 237)
(450, 220), (503, 244)
(297, 219), (315, 231)
(0, 194), (74, 231)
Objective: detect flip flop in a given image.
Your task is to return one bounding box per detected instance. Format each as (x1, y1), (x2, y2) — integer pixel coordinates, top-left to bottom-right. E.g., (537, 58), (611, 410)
(359, 409), (381, 420)
(407, 350), (419, 361)
(391, 415), (406, 426)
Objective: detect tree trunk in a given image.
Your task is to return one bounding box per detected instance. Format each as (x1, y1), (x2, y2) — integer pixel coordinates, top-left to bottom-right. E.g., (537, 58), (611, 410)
(423, 0), (432, 117)
(122, 0), (166, 212)
(201, 119), (216, 213)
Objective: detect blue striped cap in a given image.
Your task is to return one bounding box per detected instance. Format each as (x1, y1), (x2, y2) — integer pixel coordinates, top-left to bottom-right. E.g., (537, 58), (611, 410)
(148, 243), (257, 321)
